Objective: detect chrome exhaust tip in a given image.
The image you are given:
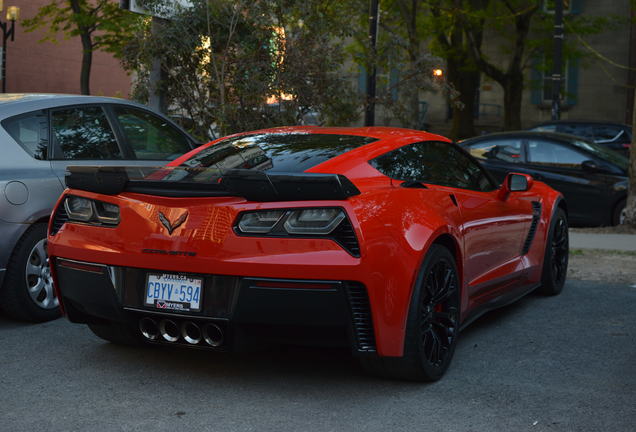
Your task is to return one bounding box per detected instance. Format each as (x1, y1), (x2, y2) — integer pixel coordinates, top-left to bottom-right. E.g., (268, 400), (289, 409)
(139, 317), (159, 341)
(202, 323), (224, 347)
(181, 321), (202, 345)
(159, 319), (180, 343)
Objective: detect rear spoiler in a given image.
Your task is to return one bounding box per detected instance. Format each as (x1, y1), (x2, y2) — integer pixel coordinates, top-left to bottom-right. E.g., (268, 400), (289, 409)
(65, 166), (360, 202)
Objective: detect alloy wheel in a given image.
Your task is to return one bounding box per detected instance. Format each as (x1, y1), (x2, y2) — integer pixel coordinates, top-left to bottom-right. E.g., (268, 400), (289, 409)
(551, 216), (569, 286)
(420, 260), (459, 367)
(24, 239), (58, 310)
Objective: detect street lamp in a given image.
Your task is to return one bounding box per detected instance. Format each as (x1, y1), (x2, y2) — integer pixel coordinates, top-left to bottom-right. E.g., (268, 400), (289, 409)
(0, 2), (20, 93)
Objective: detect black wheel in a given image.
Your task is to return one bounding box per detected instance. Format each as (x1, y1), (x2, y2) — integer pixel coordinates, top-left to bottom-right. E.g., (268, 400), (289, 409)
(88, 322), (140, 346)
(0, 223), (61, 322)
(538, 208), (568, 296)
(361, 245), (460, 382)
(612, 199), (626, 226)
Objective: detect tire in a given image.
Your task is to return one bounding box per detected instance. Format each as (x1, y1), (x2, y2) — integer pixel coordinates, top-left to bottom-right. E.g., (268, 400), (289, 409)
(538, 207), (569, 296)
(0, 223), (61, 322)
(612, 199), (626, 226)
(360, 244), (460, 382)
(88, 322), (140, 346)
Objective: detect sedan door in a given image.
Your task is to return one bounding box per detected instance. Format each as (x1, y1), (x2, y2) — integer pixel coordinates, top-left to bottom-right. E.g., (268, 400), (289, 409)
(521, 138), (612, 225)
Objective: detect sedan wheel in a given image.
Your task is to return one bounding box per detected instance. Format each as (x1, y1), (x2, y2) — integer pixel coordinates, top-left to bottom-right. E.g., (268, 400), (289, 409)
(25, 238), (58, 310)
(0, 223), (61, 322)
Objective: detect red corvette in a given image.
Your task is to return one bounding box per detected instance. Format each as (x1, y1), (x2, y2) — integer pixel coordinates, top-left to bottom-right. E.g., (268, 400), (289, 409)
(47, 127), (568, 381)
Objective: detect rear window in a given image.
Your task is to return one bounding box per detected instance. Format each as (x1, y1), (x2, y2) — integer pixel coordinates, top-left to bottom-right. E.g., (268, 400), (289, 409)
(2, 110), (49, 160)
(181, 133), (376, 172)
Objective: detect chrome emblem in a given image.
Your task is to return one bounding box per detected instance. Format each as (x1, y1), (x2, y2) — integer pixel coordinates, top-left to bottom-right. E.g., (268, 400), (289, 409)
(158, 211), (188, 235)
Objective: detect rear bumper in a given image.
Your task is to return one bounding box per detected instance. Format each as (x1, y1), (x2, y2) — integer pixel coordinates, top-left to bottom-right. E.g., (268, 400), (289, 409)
(53, 259), (377, 354)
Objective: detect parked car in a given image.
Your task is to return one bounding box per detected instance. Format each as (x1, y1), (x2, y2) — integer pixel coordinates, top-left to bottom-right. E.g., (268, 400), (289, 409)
(460, 131), (628, 226)
(48, 126), (567, 381)
(528, 120), (632, 157)
(0, 94), (198, 322)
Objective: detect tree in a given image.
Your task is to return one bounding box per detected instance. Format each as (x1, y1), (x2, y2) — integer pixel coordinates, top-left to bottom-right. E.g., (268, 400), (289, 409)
(123, 0), (358, 139)
(23, 0), (140, 95)
(426, 0), (485, 139)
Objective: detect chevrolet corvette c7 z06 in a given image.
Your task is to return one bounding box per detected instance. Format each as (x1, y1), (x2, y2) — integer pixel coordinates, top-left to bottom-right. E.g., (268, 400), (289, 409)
(47, 126), (568, 381)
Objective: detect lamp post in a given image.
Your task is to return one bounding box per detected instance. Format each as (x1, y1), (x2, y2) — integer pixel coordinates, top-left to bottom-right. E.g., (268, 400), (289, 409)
(0, 2), (20, 93)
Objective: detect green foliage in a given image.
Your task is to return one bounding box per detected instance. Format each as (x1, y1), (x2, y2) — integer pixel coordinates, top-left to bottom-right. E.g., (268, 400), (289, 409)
(124, 0), (359, 139)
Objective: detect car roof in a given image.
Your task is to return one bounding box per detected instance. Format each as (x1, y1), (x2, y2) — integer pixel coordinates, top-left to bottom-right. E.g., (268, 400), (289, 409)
(531, 119), (630, 128)
(0, 93), (150, 119)
(458, 130), (586, 145)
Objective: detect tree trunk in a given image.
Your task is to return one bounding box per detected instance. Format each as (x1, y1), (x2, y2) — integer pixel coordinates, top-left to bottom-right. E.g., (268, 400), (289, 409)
(624, 87), (636, 225)
(447, 58), (479, 140)
(502, 73), (523, 130)
(70, 0), (92, 95)
(79, 33), (92, 95)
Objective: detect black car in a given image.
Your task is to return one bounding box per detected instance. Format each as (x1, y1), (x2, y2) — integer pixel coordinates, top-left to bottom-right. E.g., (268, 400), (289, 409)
(528, 120), (631, 157)
(460, 131), (628, 226)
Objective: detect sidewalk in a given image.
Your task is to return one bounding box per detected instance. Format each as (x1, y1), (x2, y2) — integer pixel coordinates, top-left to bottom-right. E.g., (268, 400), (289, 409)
(569, 232), (636, 252)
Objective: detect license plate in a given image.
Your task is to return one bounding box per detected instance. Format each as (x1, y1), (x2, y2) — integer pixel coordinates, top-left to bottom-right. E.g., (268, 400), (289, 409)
(145, 273), (203, 312)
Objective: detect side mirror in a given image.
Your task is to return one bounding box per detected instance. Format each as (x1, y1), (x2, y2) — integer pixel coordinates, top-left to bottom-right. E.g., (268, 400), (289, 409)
(499, 173), (533, 200)
(581, 160), (599, 172)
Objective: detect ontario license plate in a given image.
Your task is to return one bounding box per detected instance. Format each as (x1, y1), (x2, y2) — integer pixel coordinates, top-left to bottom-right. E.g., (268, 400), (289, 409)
(145, 273), (203, 312)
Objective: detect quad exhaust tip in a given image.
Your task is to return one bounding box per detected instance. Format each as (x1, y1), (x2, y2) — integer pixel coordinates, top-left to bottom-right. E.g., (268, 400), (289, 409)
(202, 323), (224, 347)
(159, 319), (180, 343)
(181, 321), (202, 345)
(139, 317), (159, 341)
(139, 317), (224, 347)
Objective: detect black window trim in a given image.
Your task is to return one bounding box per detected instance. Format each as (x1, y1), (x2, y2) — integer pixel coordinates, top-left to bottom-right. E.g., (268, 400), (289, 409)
(369, 140), (499, 193)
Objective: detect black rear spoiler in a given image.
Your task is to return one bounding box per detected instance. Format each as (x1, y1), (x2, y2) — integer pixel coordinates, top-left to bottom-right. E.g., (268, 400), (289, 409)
(65, 166), (360, 202)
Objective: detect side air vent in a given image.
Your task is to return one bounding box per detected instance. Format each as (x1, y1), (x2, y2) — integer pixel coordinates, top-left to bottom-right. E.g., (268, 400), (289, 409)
(345, 282), (376, 353)
(332, 219), (360, 257)
(522, 201), (542, 255)
(50, 202), (69, 236)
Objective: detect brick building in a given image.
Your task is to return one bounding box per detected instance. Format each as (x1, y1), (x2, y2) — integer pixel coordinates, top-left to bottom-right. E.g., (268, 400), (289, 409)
(4, 0), (131, 97)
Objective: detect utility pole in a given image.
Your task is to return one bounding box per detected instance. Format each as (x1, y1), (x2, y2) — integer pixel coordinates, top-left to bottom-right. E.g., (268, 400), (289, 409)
(364, 0), (379, 126)
(551, 0), (564, 120)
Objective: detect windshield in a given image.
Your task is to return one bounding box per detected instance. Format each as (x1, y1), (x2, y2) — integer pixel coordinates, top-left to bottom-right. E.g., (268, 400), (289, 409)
(181, 133), (376, 172)
(570, 139), (629, 171)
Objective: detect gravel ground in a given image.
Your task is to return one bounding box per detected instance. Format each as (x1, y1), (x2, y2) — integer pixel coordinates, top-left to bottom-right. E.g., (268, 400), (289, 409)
(568, 249), (636, 285)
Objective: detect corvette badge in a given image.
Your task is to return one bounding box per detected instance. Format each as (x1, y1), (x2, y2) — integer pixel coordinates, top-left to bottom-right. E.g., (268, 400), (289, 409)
(158, 211), (188, 235)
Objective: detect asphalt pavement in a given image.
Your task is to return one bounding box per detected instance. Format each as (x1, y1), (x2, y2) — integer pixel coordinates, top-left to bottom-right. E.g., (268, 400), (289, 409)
(1, 280), (635, 432)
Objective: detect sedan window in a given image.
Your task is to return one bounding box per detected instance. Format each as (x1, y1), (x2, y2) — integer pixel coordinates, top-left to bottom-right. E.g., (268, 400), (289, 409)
(466, 139), (523, 163)
(51, 106), (122, 160)
(527, 139), (587, 168)
(2, 110), (49, 160)
(113, 106), (192, 160)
